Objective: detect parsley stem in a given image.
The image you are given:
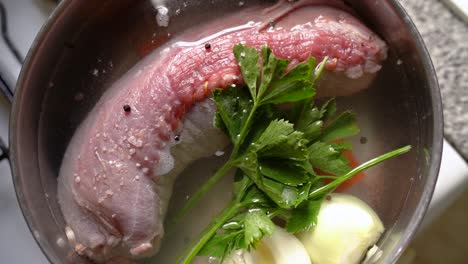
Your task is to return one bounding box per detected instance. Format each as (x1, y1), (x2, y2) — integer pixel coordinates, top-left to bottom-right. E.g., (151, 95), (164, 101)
(309, 145), (412, 199)
(173, 162), (233, 224)
(178, 201), (240, 264)
(316, 175), (339, 179)
(230, 104), (258, 158)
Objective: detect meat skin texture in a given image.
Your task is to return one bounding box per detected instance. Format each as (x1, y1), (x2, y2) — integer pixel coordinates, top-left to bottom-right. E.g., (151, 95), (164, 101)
(57, 0), (387, 261)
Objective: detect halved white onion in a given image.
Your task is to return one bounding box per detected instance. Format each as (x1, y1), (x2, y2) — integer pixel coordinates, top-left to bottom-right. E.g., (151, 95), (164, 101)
(298, 193), (384, 264)
(225, 227), (310, 264)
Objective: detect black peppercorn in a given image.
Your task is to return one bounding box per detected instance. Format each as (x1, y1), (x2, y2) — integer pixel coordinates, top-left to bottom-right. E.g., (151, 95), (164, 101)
(204, 43), (211, 50)
(360, 136), (368, 144)
(123, 104), (131, 112)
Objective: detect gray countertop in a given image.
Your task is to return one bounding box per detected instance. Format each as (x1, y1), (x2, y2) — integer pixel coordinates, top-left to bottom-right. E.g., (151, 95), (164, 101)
(400, 0), (468, 159)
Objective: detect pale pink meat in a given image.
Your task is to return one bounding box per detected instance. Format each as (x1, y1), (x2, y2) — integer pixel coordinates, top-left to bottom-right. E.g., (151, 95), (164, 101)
(57, 0), (387, 262)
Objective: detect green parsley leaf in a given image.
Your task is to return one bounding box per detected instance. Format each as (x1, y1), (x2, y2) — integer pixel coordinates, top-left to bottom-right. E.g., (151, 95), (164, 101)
(259, 57), (317, 105)
(242, 185), (274, 207)
(294, 102), (324, 141)
(295, 103), (321, 128)
(308, 141), (351, 176)
(258, 130), (309, 160)
(259, 160), (310, 187)
(233, 118), (314, 208)
(260, 177), (311, 209)
(234, 170), (275, 207)
(320, 98), (337, 120)
(330, 141), (353, 152)
(250, 119), (294, 151)
(288, 57), (327, 125)
(269, 57), (316, 91)
(235, 152), (260, 181)
(258, 46), (288, 99)
(295, 181), (314, 206)
(244, 210), (275, 250)
(214, 111), (229, 135)
(222, 221), (243, 230)
(286, 199), (322, 233)
(198, 230), (243, 258)
(234, 156), (299, 209)
(235, 154), (304, 209)
(233, 170), (253, 200)
(255, 177), (285, 206)
(312, 56), (328, 85)
(212, 87), (253, 144)
(295, 159), (315, 175)
(294, 99), (339, 142)
(239, 105), (283, 152)
(246, 119), (309, 160)
(260, 79), (315, 105)
(319, 111), (360, 142)
(234, 44), (259, 100)
(301, 120), (324, 142)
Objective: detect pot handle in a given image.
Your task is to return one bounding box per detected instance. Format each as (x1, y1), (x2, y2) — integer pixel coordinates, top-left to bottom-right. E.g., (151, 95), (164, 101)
(0, 75), (12, 161)
(0, 2), (19, 102)
(0, 72), (12, 162)
(0, 72), (13, 103)
(0, 137), (8, 161)
(0, 1), (22, 161)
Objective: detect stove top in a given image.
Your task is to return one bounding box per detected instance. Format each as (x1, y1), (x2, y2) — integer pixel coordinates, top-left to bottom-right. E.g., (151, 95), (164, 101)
(0, 1), (466, 263)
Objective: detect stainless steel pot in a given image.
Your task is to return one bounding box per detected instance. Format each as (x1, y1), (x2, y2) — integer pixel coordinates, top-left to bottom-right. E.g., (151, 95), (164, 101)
(4, 0), (442, 263)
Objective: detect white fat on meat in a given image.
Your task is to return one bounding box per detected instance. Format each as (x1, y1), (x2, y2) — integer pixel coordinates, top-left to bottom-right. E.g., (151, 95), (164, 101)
(58, 99), (228, 261)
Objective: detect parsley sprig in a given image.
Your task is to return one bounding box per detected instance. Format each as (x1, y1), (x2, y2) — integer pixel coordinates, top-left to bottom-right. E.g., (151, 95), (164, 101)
(173, 45), (321, 223)
(175, 44), (411, 264)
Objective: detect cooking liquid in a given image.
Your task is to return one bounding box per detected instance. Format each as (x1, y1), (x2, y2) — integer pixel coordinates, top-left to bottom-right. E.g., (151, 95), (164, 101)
(38, 0), (419, 263)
